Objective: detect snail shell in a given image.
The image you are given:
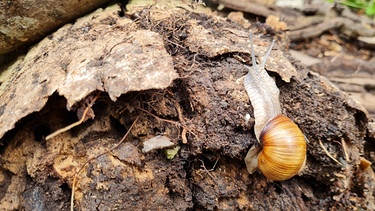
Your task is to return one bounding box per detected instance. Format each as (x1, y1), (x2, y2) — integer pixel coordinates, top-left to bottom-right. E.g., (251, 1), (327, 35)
(258, 115), (307, 181)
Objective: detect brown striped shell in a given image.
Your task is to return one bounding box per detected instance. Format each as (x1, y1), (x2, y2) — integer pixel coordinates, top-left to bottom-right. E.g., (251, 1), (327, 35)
(258, 115), (307, 181)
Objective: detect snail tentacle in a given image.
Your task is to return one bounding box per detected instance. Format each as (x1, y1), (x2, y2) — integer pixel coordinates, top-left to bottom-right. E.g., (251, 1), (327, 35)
(244, 34), (281, 140)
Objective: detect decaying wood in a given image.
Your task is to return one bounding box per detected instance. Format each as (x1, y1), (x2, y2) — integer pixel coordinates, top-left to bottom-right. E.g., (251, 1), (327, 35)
(213, 0), (375, 42)
(0, 0), (112, 54)
(0, 1), (374, 210)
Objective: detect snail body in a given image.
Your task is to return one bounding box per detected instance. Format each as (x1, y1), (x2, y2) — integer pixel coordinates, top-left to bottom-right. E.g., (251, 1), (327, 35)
(244, 34), (306, 181)
(243, 39), (281, 141)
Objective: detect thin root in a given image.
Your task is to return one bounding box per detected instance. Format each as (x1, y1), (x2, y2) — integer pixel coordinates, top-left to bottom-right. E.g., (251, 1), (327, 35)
(319, 139), (342, 166)
(136, 106), (197, 143)
(341, 138), (350, 162)
(136, 106), (180, 126)
(197, 157), (220, 184)
(70, 116), (139, 211)
(46, 93), (100, 140)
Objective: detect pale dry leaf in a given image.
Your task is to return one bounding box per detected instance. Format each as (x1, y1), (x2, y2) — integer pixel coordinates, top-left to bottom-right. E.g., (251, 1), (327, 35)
(0, 5), (178, 139)
(142, 135), (175, 153)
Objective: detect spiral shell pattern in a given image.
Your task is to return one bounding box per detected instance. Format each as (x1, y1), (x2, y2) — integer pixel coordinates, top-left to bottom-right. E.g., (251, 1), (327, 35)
(258, 115), (307, 181)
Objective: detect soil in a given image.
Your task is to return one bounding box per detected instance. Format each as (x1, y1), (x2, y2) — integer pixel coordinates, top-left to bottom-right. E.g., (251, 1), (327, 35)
(0, 2), (374, 211)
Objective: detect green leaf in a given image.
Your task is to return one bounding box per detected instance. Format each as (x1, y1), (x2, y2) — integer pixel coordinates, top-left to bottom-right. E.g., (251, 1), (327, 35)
(365, 6), (375, 15)
(164, 146), (181, 160)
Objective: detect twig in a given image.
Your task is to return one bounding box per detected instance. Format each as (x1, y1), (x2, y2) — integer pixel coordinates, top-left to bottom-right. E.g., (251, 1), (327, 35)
(287, 18), (344, 41)
(211, 0), (277, 17)
(70, 116), (139, 211)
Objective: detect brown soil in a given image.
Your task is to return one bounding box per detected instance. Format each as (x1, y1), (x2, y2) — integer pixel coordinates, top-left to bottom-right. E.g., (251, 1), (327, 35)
(0, 3), (374, 211)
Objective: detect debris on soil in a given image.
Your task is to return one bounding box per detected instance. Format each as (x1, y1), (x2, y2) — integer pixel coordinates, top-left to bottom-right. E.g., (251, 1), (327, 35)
(142, 135), (175, 153)
(165, 146), (181, 160)
(0, 1), (374, 210)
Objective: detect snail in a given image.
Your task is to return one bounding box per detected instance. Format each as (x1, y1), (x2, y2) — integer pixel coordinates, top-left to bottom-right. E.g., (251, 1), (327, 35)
(244, 34), (307, 181)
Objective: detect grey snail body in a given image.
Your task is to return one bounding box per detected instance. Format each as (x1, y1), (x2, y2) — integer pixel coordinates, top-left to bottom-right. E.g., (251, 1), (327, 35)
(244, 34), (307, 181)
